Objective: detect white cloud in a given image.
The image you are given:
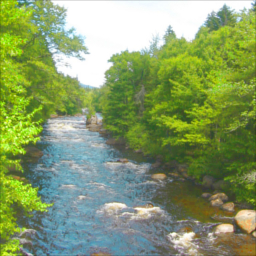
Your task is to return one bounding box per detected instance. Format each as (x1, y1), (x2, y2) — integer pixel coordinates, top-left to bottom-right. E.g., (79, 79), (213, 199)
(55, 1), (252, 88)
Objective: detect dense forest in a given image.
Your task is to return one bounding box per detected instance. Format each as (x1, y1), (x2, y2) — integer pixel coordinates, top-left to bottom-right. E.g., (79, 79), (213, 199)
(0, 0), (88, 254)
(87, 4), (256, 208)
(1, 0), (255, 254)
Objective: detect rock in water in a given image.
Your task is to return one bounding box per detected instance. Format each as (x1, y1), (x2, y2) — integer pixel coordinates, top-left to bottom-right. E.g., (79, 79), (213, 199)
(210, 198), (224, 207)
(235, 210), (256, 233)
(178, 226), (193, 233)
(215, 224), (234, 234)
(220, 202), (235, 212)
(151, 173), (167, 180)
(25, 146), (43, 158)
(201, 193), (212, 199)
(117, 158), (128, 163)
(90, 115), (98, 124)
(210, 214), (234, 224)
(19, 229), (37, 239)
(209, 193), (228, 202)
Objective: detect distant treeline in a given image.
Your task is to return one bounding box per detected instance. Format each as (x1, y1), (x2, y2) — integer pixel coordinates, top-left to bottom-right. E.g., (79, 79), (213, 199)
(87, 4), (256, 206)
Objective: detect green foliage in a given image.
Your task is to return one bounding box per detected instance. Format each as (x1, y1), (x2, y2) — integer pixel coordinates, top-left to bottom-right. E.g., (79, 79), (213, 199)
(0, 0), (89, 253)
(204, 4), (237, 32)
(98, 7), (256, 206)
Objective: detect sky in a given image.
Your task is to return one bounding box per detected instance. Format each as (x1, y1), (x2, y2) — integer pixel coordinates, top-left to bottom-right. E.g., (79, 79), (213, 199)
(56, 1), (252, 88)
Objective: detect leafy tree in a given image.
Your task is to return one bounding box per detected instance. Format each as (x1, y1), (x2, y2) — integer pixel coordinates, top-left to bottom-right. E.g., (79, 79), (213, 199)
(0, 0), (89, 253)
(0, 1), (51, 254)
(98, 8), (256, 206)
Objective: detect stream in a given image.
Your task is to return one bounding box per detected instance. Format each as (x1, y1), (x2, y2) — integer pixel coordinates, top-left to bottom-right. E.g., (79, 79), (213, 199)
(19, 116), (255, 255)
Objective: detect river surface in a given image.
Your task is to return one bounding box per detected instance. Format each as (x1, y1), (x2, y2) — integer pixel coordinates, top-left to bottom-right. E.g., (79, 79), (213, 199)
(19, 116), (255, 256)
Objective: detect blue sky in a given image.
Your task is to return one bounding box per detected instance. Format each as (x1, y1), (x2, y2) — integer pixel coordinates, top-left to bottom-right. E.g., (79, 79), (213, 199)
(56, 1), (252, 88)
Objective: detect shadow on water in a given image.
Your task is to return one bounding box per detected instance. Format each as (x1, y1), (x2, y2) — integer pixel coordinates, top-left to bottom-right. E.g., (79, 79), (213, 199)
(18, 116), (255, 256)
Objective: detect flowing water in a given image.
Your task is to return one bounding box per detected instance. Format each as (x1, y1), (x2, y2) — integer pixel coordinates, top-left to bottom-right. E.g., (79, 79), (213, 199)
(19, 116), (255, 256)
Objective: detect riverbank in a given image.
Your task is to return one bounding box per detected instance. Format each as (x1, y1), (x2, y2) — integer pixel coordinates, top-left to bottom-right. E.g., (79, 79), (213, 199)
(86, 115), (256, 238)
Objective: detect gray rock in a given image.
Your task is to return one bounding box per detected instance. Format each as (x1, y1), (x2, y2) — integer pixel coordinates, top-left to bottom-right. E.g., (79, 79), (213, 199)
(117, 158), (128, 163)
(202, 175), (216, 188)
(25, 146), (43, 158)
(201, 193), (212, 199)
(210, 198), (224, 207)
(209, 193), (228, 202)
(220, 202), (235, 212)
(90, 115), (98, 124)
(215, 224), (234, 234)
(19, 229), (37, 239)
(211, 214), (234, 224)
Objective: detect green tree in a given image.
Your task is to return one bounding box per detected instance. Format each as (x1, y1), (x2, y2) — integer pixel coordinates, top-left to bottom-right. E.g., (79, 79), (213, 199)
(0, 1), (51, 254)
(163, 25), (176, 44)
(205, 5), (236, 32)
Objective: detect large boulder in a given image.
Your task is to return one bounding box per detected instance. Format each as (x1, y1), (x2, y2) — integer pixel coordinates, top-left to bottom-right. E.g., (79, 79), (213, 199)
(215, 224), (234, 234)
(151, 173), (167, 180)
(220, 202), (235, 212)
(209, 193), (228, 202)
(25, 146), (43, 158)
(106, 138), (125, 145)
(235, 210), (256, 234)
(202, 175), (216, 188)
